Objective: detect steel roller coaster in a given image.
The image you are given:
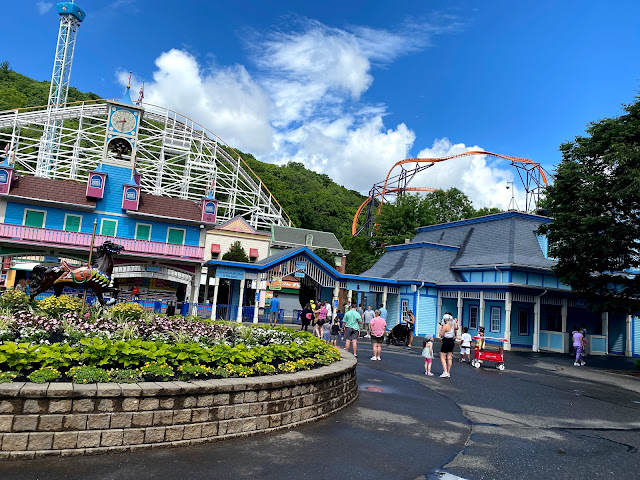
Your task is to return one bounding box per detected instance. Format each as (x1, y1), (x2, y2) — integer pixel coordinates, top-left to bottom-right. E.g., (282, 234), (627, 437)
(352, 151), (550, 236)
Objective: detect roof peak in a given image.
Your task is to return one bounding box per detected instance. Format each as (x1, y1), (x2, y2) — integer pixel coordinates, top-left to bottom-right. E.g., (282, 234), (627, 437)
(416, 211), (551, 233)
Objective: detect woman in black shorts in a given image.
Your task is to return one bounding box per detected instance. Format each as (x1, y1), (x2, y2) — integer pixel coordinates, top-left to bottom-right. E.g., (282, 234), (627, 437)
(439, 315), (455, 378)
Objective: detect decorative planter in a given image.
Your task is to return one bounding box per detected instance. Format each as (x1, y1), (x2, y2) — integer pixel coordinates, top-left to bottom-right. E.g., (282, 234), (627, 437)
(0, 355), (357, 459)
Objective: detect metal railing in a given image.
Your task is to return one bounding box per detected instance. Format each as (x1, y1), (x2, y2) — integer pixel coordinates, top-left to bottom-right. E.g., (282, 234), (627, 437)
(0, 223), (204, 260)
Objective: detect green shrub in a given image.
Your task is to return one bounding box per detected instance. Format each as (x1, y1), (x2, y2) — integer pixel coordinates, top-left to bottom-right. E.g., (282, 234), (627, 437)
(27, 366), (61, 383)
(210, 367), (229, 378)
(177, 364), (210, 380)
(0, 289), (30, 312)
(224, 364), (254, 377)
(0, 371), (18, 383)
(110, 302), (145, 322)
(254, 362), (276, 375)
(68, 366), (109, 383)
(108, 368), (143, 383)
(36, 295), (81, 318)
(140, 363), (174, 381)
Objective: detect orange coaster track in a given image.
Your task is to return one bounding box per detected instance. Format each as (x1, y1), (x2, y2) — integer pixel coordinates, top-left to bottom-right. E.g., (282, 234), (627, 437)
(352, 151), (549, 236)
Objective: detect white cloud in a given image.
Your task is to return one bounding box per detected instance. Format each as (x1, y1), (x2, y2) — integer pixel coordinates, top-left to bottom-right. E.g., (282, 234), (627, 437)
(36, 1), (53, 15)
(414, 138), (525, 210)
(120, 50), (273, 154)
(123, 17), (509, 208)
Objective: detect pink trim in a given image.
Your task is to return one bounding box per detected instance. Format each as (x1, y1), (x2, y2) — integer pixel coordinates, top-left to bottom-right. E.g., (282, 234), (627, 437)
(0, 223), (204, 261)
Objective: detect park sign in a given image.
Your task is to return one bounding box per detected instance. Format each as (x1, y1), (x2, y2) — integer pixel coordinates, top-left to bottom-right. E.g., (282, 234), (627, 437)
(215, 266), (245, 281)
(270, 277), (282, 290)
(347, 280), (370, 292)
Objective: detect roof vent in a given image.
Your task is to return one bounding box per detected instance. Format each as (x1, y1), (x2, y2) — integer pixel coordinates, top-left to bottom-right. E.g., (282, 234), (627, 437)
(405, 238), (411, 244)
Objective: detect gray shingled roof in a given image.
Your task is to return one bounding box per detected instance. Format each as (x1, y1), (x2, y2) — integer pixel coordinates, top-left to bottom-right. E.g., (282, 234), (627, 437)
(360, 246), (461, 283)
(363, 213), (554, 284)
(414, 214), (554, 270)
(254, 247), (300, 266)
(271, 225), (344, 250)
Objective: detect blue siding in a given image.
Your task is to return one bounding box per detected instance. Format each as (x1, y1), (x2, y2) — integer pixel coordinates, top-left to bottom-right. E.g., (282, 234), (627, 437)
(633, 316), (640, 357)
(462, 300), (480, 337)
(510, 303), (533, 347)
(512, 271), (527, 285)
(417, 290), (437, 337)
(461, 272), (471, 282)
(608, 312), (626, 354)
(470, 271), (482, 282)
(386, 294), (399, 329)
(528, 273), (542, 286)
(4, 164), (201, 246)
(442, 298), (457, 318)
(485, 301), (505, 336)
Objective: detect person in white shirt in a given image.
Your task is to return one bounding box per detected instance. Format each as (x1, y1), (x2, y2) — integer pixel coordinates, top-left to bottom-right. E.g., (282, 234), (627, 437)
(459, 326), (472, 363)
(324, 299), (333, 320)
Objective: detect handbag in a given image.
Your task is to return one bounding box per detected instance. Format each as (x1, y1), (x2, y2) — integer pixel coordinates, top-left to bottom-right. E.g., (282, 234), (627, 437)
(421, 346), (432, 359)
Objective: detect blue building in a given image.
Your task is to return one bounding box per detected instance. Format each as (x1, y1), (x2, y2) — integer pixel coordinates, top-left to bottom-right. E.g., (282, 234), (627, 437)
(0, 101), (216, 307)
(206, 211), (640, 358)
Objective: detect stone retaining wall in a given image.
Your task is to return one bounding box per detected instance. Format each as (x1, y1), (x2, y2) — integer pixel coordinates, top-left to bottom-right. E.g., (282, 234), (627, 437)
(0, 355), (357, 459)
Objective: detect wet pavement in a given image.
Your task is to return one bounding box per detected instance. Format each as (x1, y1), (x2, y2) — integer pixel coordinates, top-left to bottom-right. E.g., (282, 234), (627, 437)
(1, 338), (639, 479)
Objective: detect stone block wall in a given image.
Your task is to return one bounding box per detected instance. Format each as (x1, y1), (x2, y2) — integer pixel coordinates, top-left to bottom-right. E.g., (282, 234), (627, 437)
(0, 355), (357, 459)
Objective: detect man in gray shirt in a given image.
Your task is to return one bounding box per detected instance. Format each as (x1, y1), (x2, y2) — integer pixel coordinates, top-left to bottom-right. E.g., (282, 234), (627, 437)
(363, 305), (375, 338)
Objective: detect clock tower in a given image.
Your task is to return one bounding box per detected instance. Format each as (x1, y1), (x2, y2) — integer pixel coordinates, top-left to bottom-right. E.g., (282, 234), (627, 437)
(102, 100), (144, 167)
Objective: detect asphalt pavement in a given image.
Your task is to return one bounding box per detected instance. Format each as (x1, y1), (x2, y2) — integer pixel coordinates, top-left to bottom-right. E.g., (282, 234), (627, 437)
(1, 335), (639, 480)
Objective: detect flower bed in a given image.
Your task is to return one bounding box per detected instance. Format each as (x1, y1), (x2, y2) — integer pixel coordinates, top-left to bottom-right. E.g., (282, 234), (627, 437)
(0, 293), (340, 384)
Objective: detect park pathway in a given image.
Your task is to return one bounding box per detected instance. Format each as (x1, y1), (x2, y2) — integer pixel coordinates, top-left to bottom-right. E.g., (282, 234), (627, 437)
(0, 340), (639, 479)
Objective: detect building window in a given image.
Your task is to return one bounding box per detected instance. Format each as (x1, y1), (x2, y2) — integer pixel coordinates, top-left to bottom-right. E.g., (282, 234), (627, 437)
(518, 310), (529, 336)
(23, 209), (46, 228)
(100, 218), (118, 237)
(305, 234), (313, 246)
(546, 312), (561, 332)
(135, 223), (151, 241)
(63, 214), (82, 232)
(167, 228), (185, 245)
(490, 307), (501, 333)
(401, 299), (409, 322)
(469, 306), (478, 329)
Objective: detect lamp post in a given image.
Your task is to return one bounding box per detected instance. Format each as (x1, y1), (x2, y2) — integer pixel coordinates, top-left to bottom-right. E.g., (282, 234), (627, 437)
(81, 219), (98, 313)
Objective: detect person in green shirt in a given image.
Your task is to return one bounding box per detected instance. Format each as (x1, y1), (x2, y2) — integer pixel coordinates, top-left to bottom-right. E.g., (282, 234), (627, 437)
(342, 303), (361, 358)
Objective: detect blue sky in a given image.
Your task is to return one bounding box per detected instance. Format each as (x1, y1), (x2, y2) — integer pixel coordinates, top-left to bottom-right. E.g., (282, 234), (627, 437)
(5, 0), (640, 208)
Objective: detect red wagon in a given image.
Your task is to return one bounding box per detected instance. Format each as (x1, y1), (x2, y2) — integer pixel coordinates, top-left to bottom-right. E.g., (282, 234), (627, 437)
(471, 336), (508, 370)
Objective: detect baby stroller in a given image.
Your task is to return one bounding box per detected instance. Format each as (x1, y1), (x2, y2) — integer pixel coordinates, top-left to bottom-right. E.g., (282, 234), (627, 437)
(386, 323), (409, 346)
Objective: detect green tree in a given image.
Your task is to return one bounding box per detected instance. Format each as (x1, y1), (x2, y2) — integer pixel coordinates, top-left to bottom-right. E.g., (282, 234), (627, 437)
(313, 248), (337, 268)
(341, 235), (383, 275)
(222, 241), (250, 263)
(0, 87), (27, 110)
(539, 95), (640, 313)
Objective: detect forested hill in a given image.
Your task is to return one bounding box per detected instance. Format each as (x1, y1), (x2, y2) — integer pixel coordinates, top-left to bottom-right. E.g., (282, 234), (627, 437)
(233, 151), (365, 238)
(0, 63), (365, 239)
(0, 63), (100, 110)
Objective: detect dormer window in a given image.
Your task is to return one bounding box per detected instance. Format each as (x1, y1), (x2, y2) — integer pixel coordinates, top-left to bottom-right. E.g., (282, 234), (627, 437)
(305, 234), (313, 246)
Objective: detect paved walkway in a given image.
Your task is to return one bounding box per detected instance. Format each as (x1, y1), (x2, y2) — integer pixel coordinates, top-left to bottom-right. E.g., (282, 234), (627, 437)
(1, 338), (639, 479)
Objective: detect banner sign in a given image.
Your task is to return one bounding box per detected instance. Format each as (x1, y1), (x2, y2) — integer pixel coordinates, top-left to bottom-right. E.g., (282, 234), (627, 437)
(346, 280), (370, 292)
(270, 276), (282, 290)
(216, 266), (245, 281)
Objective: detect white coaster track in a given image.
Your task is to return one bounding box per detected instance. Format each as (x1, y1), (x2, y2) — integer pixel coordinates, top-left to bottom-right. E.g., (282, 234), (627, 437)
(0, 100), (291, 230)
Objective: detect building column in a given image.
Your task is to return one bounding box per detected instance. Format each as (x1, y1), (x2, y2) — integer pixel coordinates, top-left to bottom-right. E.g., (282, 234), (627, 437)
(626, 314), (632, 357)
(347, 289), (353, 305)
(561, 298), (568, 353)
(479, 291), (485, 329)
(504, 291), (512, 351)
(210, 277), (219, 320)
(533, 295), (541, 352)
(382, 286), (388, 309)
(236, 278), (246, 323)
(253, 279), (264, 324)
(456, 291), (463, 325)
(437, 290), (443, 328)
(189, 267), (202, 316)
(203, 269), (211, 303)
(332, 281), (340, 318)
(602, 312), (609, 354)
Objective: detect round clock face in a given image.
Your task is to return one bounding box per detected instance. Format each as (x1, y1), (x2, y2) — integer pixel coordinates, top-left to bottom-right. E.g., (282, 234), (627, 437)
(111, 109), (136, 133)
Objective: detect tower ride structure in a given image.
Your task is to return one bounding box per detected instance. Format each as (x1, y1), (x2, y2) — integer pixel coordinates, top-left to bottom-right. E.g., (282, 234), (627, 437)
(36, 2), (86, 178)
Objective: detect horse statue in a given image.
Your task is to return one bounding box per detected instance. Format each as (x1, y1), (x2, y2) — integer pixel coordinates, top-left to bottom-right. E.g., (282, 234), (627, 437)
(29, 240), (124, 305)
